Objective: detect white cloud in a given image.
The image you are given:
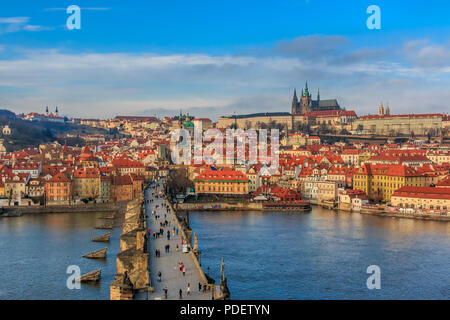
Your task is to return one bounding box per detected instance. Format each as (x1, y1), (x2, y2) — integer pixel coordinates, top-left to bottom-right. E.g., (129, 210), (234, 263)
(1, 38), (450, 119)
(0, 16), (52, 34)
(0, 17), (29, 24)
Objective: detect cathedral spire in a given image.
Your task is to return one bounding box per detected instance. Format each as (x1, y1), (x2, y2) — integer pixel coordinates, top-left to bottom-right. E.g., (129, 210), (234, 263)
(304, 81), (309, 96)
(292, 89), (299, 115)
(317, 88), (320, 101)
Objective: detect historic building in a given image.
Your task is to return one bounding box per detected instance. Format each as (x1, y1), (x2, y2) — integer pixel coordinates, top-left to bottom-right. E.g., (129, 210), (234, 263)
(217, 82), (347, 130)
(216, 112), (293, 130)
(45, 172), (72, 205)
(391, 186), (450, 211)
(291, 82), (341, 116)
(194, 168), (249, 195)
(73, 167), (100, 200)
(353, 163), (426, 202)
(352, 105), (444, 136)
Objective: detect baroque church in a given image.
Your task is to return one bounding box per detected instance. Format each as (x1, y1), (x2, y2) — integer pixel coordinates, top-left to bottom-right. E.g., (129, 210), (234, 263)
(291, 82), (341, 115)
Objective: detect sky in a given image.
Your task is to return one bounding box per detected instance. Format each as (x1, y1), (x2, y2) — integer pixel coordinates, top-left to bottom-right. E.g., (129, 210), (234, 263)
(0, 0), (450, 120)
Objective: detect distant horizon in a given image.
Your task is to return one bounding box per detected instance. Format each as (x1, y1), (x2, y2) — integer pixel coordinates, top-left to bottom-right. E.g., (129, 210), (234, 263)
(4, 100), (449, 123)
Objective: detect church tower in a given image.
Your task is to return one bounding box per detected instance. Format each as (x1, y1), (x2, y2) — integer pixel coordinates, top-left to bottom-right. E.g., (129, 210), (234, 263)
(385, 103), (390, 115)
(55, 106), (59, 117)
(291, 89), (299, 115)
(300, 81), (312, 115)
(378, 102), (384, 116)
(46, 106), (49, 116)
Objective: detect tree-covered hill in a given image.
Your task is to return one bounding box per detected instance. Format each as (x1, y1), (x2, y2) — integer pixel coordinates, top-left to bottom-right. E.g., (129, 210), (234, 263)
(0, 109), (114, 152)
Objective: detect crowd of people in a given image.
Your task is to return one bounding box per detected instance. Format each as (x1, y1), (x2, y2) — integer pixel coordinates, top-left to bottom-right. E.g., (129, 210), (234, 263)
(146, 180), (209, 300)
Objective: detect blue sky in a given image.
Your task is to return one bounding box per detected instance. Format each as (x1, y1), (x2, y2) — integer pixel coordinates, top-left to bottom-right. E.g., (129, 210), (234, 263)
(1, 0), (450, 119)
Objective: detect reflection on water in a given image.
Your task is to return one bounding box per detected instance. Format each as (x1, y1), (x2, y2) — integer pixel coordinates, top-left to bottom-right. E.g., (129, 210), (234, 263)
(0, 212), (121, 300)
(190, 207), (450, 300)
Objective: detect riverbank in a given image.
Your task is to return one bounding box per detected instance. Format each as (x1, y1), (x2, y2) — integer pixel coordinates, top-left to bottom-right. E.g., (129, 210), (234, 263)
(359, 209), (450, 221)
(311, 201), (450, 222)
(0, 203), (127, 217)
(179, 200), (449, 222)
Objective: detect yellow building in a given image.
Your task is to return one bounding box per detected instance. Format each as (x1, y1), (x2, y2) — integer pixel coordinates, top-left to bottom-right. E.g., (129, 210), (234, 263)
(353, 164), (426, 202)
(194, 168), (249, 195)
(73, 167), (100, 200)
(5, 175), (28, 199)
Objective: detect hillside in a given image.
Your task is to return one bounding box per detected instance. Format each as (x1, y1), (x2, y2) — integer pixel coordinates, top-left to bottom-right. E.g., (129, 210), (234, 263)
(0, 110), (115, 152)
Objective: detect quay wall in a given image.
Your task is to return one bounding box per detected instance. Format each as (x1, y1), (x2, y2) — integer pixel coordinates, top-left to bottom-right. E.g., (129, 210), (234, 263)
(0, 203), (125, 217)
(360, 210), (450, 221)
(314, 201), (449, 221)
(177, 202), (262, 211)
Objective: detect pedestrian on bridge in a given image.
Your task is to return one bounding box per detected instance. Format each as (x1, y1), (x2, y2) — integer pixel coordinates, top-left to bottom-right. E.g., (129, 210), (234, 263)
(187, 283), (191, 296)
(167, 231), (171, 240)
(179, 289), (182, 300)
(163, 287), (168, 299)
(198, 282), (202, 292)
(157, 271), (161, 282)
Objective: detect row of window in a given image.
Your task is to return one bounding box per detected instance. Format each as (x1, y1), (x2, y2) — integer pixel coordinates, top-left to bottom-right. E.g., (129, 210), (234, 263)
(398, 203), (447, 210)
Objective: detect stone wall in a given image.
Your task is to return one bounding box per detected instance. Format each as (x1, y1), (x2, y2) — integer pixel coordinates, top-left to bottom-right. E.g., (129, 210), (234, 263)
(177, 202), (263, 211)
(110, 195), (149, 300)
(0, 202), (125, 217)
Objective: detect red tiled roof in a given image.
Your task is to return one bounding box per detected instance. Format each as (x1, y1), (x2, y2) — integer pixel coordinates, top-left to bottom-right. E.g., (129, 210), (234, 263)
(392, 186), (450, 200)
(74, 167), (100, 178)
(194, 168), (248, 181)
(49, 172), (71, 183)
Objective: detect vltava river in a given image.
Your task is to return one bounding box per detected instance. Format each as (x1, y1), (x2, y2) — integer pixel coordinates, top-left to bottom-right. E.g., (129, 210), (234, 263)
(190, 207), (450, 299)
(0, 212), (122, 300)
(0, 207), (448, 299)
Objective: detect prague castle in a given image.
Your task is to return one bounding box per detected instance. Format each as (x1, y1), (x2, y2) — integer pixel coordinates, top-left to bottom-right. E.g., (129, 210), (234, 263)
(291, 82), (341, 115)
(217, 82), (346, 130)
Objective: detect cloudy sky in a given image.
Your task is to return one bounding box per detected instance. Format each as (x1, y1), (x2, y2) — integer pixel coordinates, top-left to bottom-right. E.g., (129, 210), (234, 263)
(0, 0), (450, 120)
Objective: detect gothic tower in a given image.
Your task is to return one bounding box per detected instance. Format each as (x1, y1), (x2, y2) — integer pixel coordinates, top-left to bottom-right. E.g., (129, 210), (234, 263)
(291, 89), (299, 115)
(55, 106), (59, 117)
(300, 81), (312, 115)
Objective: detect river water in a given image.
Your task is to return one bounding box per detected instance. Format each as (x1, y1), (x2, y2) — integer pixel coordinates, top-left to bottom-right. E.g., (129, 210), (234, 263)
(0, 207), (448, 299)
(0, 212), (122, 300)
(190, 207), (450, 300)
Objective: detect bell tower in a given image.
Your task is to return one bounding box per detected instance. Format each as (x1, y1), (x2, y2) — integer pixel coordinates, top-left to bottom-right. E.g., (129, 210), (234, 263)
(378, 102), (384, 116)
